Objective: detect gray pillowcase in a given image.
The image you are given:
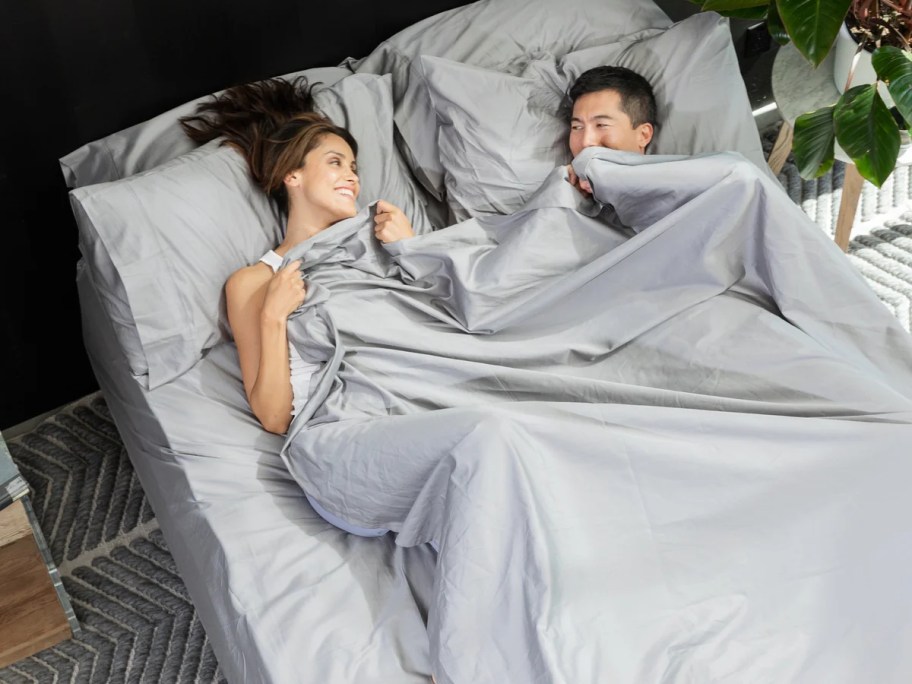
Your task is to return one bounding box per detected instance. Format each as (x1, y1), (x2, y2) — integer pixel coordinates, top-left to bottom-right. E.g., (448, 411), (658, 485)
(72, 141), (283, 389)
(70, 73), (435, 389)
(421, 13), (774, 221)
(353, 0), (673, 200)
(312, 74), (436, 236)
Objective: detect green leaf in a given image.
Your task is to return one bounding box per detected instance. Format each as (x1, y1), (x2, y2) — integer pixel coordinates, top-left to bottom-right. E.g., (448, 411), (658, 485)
(776, 0), (852, 66)
(720, 6), (771, 18)
(835, 84), (901, 187)
(872, 47), (912, 131)
(701, 0), (768, 9)
(767, 0), (790, 45)
(793, 105), (836, 178)
(693, 0), (768, 17)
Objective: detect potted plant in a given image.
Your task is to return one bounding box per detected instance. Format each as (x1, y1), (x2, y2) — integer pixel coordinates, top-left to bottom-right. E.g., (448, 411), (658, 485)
(690, 0), (912, 187)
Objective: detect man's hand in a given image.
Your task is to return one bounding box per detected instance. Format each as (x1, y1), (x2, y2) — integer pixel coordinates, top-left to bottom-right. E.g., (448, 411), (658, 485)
(373, 200), (415, 243)
(566, 164), (592, 197)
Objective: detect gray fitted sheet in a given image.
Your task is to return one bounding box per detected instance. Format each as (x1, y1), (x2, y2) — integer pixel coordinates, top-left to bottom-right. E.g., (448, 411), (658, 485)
(77, 260), (437, 684)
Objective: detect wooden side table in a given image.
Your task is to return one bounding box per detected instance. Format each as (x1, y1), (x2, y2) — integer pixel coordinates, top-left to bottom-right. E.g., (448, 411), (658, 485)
(769, 43), (864, 252)
(0, 430), (79, 668)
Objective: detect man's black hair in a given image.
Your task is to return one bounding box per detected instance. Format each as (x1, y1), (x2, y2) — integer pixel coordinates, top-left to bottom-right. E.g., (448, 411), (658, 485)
(563, 65), (658, 131)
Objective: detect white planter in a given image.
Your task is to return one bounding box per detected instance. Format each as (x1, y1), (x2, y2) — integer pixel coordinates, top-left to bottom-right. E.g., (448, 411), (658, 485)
(832, 20), (895, 107)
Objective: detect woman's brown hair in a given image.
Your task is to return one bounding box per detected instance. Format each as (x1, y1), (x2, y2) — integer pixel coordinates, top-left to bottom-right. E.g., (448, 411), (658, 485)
(179, 76), (358, 210)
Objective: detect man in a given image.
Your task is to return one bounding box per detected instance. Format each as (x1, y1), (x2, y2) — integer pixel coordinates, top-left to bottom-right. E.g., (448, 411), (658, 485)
(564, 65), (658, 195)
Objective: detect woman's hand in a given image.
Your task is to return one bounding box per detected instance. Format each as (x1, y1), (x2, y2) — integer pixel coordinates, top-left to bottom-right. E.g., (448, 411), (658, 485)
(373, 200), (414, 243)
(566, 164), (592, 196)
(262, 259), (306, 323)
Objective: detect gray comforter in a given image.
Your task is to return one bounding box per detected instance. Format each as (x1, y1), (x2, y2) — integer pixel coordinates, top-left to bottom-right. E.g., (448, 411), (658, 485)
(281, 149), (912, 683)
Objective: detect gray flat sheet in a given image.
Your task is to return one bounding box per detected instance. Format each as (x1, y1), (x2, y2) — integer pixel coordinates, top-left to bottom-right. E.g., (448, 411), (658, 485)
(281, 150), (912, 683)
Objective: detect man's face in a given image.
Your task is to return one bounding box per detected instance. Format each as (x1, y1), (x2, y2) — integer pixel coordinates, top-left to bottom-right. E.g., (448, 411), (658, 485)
(568, 89), (654, 158)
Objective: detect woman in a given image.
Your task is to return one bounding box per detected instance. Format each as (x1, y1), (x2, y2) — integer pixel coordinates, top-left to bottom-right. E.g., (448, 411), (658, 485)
(180, 76), (415, 434)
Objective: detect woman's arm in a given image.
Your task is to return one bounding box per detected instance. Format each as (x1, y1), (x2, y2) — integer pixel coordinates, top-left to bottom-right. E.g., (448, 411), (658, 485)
(226, 259), (305, 434)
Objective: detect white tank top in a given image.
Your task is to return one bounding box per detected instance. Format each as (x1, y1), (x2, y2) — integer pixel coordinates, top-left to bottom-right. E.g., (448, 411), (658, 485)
(259, 250), (319, 418)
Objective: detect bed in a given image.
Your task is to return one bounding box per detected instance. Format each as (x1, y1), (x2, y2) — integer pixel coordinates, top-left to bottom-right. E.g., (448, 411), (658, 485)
(60, 0), (912, 682)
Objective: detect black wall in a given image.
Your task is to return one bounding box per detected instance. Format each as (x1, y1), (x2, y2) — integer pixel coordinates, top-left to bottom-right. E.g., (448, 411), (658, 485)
(0, 0), (469, 429)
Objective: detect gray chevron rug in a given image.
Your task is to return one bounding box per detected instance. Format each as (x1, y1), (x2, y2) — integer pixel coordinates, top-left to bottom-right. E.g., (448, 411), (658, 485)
(1, 127), (911, 684)
(0, 393), (225, 684)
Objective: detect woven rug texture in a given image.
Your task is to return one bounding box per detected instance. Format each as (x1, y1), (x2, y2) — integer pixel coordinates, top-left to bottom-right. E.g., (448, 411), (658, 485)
(765, 121), (912, 331)
(0, 395), (225, 684)
(1, 128), (911, 683)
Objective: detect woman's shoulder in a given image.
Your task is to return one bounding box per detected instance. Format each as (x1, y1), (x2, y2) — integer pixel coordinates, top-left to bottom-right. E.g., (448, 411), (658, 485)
(226, 260), (272, 294)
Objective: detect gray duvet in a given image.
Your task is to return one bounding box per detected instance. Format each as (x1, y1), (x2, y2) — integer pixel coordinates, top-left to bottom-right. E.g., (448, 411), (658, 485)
(281, 149), (912, 683)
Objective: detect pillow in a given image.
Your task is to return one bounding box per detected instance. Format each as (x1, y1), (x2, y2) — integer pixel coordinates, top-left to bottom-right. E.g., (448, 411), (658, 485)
(71, 73), (435, 390)
(311, 74), (436, 235)
(420, 12), (772, 221)
(353, 0), (673, 199)
(421, 56), (580, 222)
(59, 66), (353, 189)
(71, 141), (282, 389)
(559, 13), (768, 172)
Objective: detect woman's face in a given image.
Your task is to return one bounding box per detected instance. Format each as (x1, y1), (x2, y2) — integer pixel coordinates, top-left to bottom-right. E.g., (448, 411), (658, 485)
(286, 133), (360, 227)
